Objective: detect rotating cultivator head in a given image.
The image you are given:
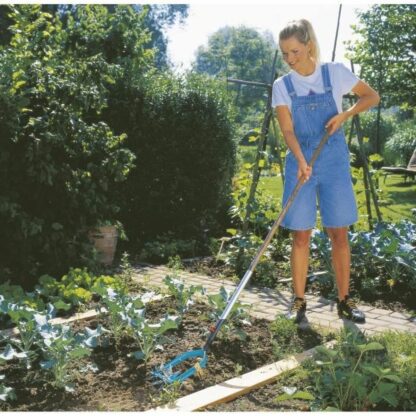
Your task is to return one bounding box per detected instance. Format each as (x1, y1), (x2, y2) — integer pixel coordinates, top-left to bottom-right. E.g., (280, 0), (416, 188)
(151, 348), (207, 384)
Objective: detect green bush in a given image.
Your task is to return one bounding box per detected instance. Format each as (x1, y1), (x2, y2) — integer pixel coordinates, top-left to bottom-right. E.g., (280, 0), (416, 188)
(383, 120), (416, 166)
(0, 6), (142, 285)
(103, 71), (237, 245)
(348, 111), (395, 167)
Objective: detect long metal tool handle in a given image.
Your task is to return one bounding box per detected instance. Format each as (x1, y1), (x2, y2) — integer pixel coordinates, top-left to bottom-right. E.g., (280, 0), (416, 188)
(204, 129), (331, 351)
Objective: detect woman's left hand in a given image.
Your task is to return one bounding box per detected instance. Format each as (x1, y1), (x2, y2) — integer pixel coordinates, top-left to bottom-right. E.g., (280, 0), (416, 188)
(325, 112), (349, 135)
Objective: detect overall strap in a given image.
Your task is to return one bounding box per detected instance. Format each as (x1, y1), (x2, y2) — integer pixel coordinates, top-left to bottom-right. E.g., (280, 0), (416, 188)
(283, 74), (297, 98)
(321, 63), (332, 93)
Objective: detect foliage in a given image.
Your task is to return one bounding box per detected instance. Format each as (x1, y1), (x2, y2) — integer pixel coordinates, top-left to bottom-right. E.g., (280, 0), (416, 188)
(135, 4), (189, 69)
(0, 5), (137, 284)
(194, 25), (284, 135)
(207, 286), (251, 341)
(309, 330), (403, 411)
(269, 315), (304, 360)
(347, 111), (395, 167)
(105, 71), (237, 245)
(139, 235), (199, 264)
(128, 312), (178, 364)
(311, 220), (416, 306)
(35, 268), (124, 310)
(95, 287), (144, 347)
(384, 120), (416, 166)
(371, 331), (416, 410)
(163, 275), (205, 319)
(37, 318), (105, 392)
(346, 4), (416, 109)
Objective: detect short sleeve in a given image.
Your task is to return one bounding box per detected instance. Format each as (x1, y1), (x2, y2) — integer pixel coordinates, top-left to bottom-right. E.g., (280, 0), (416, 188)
(334, 62), (360, 95)
(272, 77), (291, 109)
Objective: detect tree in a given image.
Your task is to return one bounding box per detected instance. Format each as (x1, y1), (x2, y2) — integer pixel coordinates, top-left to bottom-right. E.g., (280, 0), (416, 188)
(134, 4), (189, 69)
(347, 4), (416, 110)
(194, 26), (284, 133)
(346, 4), (416, 153)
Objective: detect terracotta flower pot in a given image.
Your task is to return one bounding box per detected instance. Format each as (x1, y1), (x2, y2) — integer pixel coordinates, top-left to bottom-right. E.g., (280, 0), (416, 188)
(88, 225), (118, 265)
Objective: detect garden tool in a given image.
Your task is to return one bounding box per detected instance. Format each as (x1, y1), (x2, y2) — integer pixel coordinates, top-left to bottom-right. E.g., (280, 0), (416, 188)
(152, 128), (332, 384)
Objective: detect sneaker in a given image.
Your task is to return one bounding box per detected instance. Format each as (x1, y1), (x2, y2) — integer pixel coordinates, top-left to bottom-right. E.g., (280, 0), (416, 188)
(337, 295), (366, 323)
(286, 297), (306, 323)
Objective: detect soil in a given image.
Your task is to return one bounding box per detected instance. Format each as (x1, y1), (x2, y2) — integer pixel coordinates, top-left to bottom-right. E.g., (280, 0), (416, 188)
(0, 297), (328, 411)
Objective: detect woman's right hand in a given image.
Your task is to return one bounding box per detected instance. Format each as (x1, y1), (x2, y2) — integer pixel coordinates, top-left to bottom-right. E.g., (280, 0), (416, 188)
(297, 159), (312, 183)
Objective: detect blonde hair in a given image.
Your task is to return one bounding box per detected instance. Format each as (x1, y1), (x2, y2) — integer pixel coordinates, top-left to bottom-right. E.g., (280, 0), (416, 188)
(279, 19), (320, 62)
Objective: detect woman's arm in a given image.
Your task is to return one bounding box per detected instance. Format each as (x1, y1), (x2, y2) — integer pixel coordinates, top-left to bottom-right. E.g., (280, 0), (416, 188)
(326, 80), (380, 134)
(276, 105), (311, 181)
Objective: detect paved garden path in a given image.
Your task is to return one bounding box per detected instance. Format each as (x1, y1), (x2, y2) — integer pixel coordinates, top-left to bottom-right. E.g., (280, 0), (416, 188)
(133, 263), (416, 336)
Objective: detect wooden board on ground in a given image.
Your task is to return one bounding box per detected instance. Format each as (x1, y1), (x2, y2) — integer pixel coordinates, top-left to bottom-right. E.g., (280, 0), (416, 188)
(150, 340), (337, 412)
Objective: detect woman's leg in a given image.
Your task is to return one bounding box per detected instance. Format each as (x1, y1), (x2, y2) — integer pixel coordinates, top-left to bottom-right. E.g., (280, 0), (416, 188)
(326, 227), (350, 300)
(326, 226), (365, 322)
(286, 229), (312, 323)
(291, 229), (312, 298)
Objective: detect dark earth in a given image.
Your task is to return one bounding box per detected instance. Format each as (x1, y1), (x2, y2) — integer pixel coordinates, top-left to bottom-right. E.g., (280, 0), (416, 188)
(0, 297), (329, 411)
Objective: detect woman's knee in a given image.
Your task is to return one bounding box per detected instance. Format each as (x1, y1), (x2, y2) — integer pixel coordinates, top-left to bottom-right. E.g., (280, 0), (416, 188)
(292, 230), (312, 248)
(326, 227), (349, 247)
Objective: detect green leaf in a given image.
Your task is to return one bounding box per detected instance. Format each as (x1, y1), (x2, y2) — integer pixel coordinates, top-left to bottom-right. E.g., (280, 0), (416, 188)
(357, 342), (384, 352)
(381, 374), (402, 383)
(13, 80), (26, 90)
(53, 299), (71, 311)
(315, 345), (337, 358)
(292, 391), (314, 400)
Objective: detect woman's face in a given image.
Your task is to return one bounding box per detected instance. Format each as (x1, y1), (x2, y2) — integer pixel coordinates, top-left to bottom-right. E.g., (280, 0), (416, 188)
(279, 36), (312, 72)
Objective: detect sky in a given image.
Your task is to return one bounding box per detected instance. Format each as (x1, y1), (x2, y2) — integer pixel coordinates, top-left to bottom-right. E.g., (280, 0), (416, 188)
(166, 3), (372, 73)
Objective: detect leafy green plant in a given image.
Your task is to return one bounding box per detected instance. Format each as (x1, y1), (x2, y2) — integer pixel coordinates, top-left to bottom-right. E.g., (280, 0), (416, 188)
(0, 375), (16, 402)
(207, 286), (251, 341)
(0, 304), (47, 370)
(128, 313), (179, 364)
(95, 287), (142, 347)
(269, 315), (303, 360)
(163, 275), (205, 319)
(310, 330), (402, 411)
(371, 331), (416, 410)
(311, 220), (416, 306)
(275, 386), (314, 403)
(139, 236), (198, 264)
(37, 318), (106, 392)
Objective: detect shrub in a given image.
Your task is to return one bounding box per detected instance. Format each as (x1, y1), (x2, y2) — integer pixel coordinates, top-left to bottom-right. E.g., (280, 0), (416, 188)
(383, 120), (416, 166)
(103, 71), (237, 245)
(0, 6), (138, 286)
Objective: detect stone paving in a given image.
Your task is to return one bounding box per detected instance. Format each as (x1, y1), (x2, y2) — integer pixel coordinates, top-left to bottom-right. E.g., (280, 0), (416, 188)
(133, 263), (416, 336)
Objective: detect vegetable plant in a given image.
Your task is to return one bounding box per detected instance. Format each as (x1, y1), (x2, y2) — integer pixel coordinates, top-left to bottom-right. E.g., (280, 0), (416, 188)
(163, 275), (205, 320)
(207, 286), (251, 341)
(37, 317), (106, 392)
(128, 312), (179, 364)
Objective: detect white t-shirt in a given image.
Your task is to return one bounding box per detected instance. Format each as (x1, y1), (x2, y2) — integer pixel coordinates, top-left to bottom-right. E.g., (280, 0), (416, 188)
(271, 62), (359, 114)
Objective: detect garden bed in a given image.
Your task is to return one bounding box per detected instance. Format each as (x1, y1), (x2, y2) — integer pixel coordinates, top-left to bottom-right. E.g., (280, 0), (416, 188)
(0, 297), (329, 411)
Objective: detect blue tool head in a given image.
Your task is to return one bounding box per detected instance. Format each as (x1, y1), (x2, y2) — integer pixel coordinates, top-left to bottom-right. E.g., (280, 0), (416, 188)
(151, 348), (207, 384)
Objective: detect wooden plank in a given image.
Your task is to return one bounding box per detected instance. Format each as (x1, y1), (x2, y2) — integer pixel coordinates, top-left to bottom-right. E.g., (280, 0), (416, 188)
(149, 340), (336, 412)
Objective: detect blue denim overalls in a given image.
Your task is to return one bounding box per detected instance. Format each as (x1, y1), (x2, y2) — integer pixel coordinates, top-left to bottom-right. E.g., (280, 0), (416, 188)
(281, 63), (358, 230)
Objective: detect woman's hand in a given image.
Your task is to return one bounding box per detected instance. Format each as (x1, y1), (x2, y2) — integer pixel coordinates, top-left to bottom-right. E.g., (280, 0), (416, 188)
(297, 159), (312, 183)
(325, 112), (349, 135)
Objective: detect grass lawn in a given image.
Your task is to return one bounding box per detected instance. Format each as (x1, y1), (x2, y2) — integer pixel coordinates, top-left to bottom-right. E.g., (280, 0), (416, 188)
(255, 171), (415, 230)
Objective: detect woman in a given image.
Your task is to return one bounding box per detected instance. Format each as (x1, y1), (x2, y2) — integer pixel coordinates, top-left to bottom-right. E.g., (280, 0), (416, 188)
(272, 19), (379, 323)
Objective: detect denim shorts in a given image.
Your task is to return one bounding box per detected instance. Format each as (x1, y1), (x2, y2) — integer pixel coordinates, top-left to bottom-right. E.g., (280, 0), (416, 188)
(280, 132), (358, 230)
